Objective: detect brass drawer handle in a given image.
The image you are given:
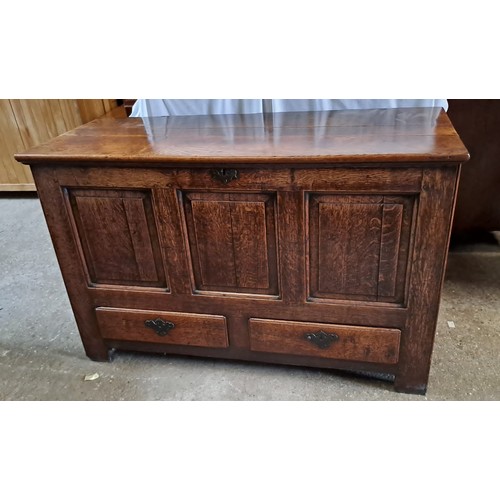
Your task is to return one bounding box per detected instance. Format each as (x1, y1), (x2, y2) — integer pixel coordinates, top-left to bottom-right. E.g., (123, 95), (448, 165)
(144, 318), (175, 336)
(304, 330), (340, 349)
(211, 168), (239, 184)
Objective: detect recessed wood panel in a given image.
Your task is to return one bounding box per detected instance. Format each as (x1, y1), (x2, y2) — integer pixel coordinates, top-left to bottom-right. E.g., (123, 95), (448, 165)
(308, 194), (414, 304)
(66, 189), (167, 288)
(182, 192), (279, 296)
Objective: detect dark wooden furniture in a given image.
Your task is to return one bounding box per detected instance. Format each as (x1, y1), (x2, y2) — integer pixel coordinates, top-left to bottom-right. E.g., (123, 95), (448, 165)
(122, 99), (136, 117)
(447, 99), (500, 234)
(15, 108), (469, 394)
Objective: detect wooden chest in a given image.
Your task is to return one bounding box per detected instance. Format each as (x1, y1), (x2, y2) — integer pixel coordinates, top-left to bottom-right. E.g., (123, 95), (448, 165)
(15, 108), (469, 394)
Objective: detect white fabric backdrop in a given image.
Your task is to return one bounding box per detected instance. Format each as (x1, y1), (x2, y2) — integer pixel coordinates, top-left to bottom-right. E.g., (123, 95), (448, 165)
(130, 99), (448, 117)
(130, 99), (262, 117)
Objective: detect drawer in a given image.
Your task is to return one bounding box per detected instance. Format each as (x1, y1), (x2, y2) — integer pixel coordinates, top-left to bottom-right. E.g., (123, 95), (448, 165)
(96, 307), (228, 348)
(249, 318), (400, 364)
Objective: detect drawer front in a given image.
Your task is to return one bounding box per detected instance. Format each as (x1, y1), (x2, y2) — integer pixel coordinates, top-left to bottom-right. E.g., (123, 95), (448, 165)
(249, 318), (400, 364)
(96, 307), (228, 348)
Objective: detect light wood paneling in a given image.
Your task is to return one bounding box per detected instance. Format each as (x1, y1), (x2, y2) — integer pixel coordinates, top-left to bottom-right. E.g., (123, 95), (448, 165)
(0, 100), (34, 188)
(59, 99), (84, 130)
(102, 99), (118, 114)
(0, 99), (118, 191)
(77, 99), (117, 123)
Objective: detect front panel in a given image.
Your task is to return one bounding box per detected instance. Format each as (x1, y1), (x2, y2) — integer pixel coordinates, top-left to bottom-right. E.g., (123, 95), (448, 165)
(65, 188), (168, 289)
(308, 194), (415, 305)
(180, 191), (279, 297)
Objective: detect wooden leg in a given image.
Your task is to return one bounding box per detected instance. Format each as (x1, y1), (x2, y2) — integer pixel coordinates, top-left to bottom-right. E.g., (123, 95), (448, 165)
(392, 167), (460, 397)
(393, 374), (428, 395)
(83, 341), (113, 362)
(32, 168), (114, 364)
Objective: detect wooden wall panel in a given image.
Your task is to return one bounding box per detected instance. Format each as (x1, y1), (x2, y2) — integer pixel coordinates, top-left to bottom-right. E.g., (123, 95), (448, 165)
(0, 100), (34, 190)
(77, 99), (117, 123)
(0, 99), (118, 191)
(59, 100), (84, 130)
(11, 99), (65, 147)
(102, 99), (118, 114)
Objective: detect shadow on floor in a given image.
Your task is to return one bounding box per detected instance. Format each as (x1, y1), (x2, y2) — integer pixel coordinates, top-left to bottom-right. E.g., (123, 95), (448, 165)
(449, 230), (500, 253)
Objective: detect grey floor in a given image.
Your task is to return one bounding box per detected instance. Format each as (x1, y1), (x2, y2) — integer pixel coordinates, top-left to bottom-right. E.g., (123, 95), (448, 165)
(1, 196), (499, 400)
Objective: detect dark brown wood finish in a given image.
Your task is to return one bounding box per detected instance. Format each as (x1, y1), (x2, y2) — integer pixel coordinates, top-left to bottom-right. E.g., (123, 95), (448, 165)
(181, 191), (279, 296)
(16, 107), (468, 165)
(308, 194), (414, 304)
(123, 99), (136, 117)
(394, 167), (461, 393)
(16, 108), (469, 394)
(447, 99), (500, 233)
(96, 307), (228, 348)
(249, 319), (401, 364)
(30, 166), (111, 361)
(65, 188), (167, 288)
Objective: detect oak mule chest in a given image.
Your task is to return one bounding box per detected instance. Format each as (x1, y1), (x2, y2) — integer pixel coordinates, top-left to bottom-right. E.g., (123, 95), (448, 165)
(16, 107), (469, 394)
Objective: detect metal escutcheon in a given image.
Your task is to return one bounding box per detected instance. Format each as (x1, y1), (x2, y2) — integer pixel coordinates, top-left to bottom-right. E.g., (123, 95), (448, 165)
(304, 330), (340, 349)
(211, 168), (239, 184)
(144, 318), (175, 336)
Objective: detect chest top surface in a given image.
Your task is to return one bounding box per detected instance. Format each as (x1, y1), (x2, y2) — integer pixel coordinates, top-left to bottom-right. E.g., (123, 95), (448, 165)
(15, 107), (469, 166)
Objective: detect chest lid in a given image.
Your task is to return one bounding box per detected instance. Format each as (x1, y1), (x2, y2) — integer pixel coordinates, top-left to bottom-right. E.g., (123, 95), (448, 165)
(15, 107), (469, 166)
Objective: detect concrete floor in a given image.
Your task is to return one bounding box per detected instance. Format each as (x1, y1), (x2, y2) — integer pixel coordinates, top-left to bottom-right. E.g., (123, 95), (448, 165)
(1, 196), (499, 400)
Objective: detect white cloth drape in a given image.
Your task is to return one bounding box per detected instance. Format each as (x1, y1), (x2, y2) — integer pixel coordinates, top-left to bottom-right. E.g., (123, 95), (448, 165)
(130, 99), (448, 117)
(130, 99), (263, 117)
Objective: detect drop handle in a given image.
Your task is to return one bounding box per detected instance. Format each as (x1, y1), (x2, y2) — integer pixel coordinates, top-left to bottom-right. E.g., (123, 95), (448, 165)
(211, 168), (239, 184)
(304, 330), (340, 349)
(144, 318), (175, 336)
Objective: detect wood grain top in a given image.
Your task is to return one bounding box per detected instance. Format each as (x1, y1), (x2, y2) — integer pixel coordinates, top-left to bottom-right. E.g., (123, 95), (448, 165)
(15, 107), (469, 166)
